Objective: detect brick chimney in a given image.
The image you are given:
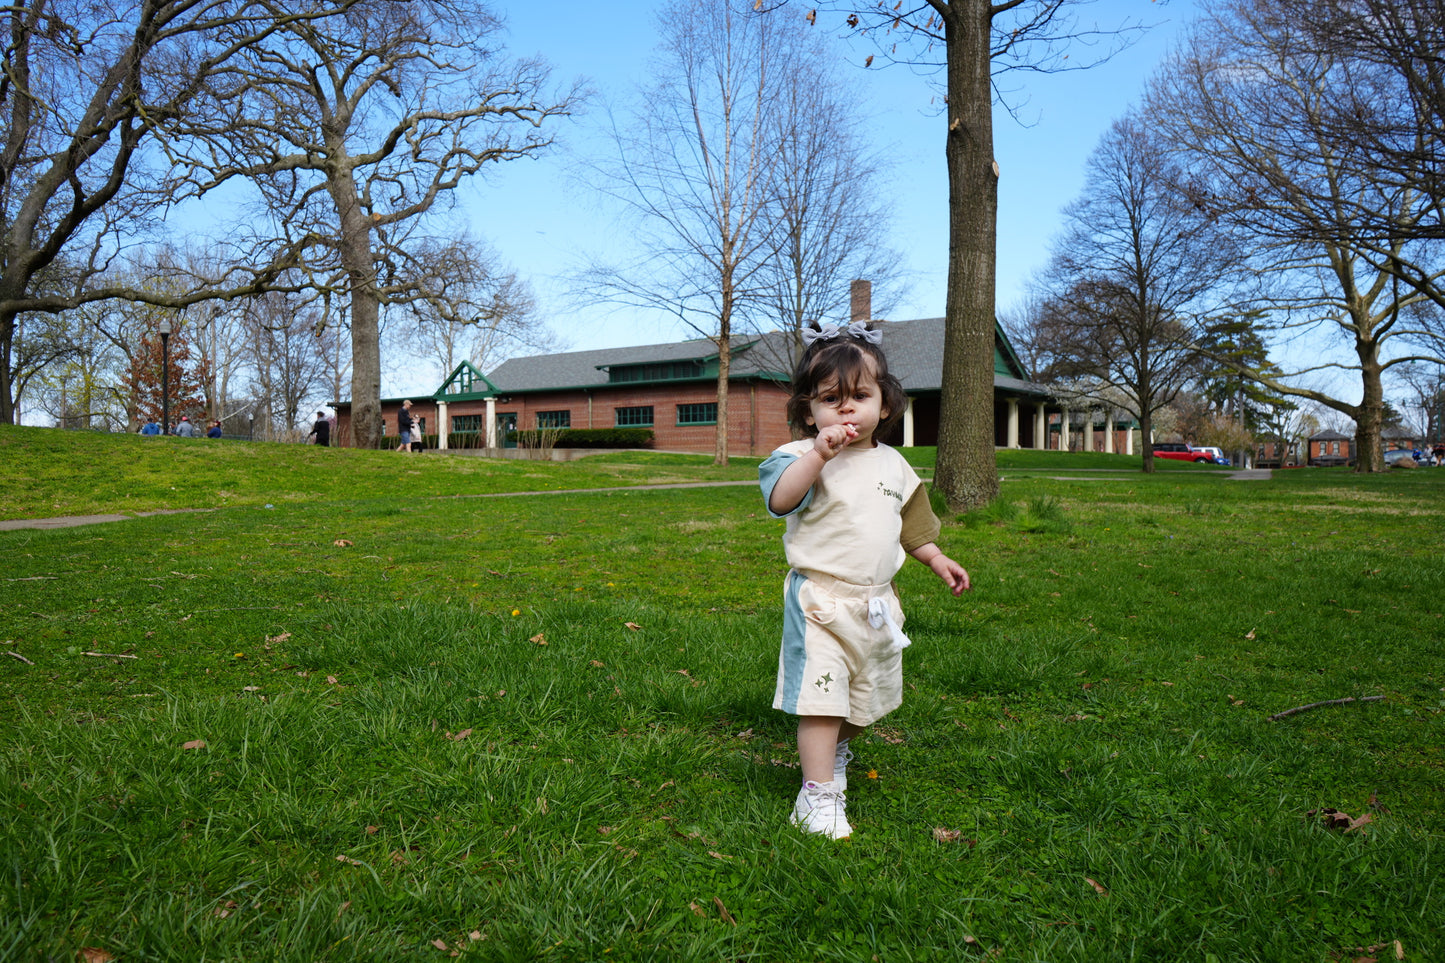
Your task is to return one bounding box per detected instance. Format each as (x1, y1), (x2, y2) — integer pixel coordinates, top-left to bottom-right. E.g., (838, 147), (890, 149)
(850, 279), (872, 324)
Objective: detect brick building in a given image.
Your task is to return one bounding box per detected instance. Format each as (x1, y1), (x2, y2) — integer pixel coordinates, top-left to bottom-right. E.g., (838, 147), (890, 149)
(334, 314), (1061, 457)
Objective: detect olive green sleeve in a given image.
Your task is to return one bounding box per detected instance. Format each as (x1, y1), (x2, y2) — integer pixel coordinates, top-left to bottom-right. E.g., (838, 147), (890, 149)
(900, 486), (941, 552)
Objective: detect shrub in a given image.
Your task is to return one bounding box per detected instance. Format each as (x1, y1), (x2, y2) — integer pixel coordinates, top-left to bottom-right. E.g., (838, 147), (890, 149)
(509, 427), (654, 449)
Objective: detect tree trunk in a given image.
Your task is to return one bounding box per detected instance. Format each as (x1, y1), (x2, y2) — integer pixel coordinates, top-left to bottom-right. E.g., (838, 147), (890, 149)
(933, 0), (1001, 511)
(714, 333), (731, 467)
(0, 313), (15, 423)
(331, 168), (382, 450)
(1354, 336), (1385, 472)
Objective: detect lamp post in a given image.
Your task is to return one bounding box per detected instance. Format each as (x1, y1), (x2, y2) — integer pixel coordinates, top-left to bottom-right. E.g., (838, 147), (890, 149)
(158, 319), (172, 436)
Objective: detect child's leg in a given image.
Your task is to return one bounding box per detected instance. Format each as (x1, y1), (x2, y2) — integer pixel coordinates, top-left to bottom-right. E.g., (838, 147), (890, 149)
(798, 717), (865, 784)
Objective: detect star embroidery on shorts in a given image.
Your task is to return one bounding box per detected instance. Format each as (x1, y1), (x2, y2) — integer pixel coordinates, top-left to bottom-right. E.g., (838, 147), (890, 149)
(814, 672), (833, 692)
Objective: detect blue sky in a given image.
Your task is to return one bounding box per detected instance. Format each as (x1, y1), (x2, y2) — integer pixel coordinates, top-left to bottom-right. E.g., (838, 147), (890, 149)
(436, 0), (1197, 382)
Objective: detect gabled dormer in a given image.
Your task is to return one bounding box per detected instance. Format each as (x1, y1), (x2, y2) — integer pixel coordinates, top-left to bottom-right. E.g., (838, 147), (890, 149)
(437, 361), (498, 400)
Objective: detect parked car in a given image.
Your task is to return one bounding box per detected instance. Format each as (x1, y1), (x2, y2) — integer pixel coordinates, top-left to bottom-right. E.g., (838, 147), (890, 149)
(1384, 448), (1423, 468)
(1194, 446), (1227, 465)
(1151, 442), (1215, 463)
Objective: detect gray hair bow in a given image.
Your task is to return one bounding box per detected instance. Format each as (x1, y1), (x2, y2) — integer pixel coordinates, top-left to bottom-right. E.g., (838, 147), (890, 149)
(801, 321), (882, 346)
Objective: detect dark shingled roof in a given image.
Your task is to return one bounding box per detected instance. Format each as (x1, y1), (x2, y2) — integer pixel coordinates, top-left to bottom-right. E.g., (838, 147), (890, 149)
(487, 317), (1051, 398)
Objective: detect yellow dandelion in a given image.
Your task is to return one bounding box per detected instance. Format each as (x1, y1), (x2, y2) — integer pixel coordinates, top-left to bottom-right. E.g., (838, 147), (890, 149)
(510, 608), (521, 617)
(867, 769), (879, 780)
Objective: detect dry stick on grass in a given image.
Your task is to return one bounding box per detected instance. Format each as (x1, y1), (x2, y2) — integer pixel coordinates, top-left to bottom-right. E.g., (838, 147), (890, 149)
(1266, 695), (1385, 722)
(6, 651), (34, 664)
(82, 651), (139, 660)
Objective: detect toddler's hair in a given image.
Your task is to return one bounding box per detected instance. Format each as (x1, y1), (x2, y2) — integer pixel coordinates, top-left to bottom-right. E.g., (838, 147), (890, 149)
(786, 323), (908, 439)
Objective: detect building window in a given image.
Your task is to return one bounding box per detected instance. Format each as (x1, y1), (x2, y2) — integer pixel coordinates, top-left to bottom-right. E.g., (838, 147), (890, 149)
(615, 406), (654, 427)
(677, 402), (717, 425)
(451, 414), (482, 433)
(1332, 441), (1340, 455)
(608, 361), (705, 384)
(536, 410), (571, 429)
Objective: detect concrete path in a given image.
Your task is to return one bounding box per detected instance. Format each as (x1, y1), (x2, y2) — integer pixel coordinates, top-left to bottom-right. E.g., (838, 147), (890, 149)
(0, 509), (212, 532)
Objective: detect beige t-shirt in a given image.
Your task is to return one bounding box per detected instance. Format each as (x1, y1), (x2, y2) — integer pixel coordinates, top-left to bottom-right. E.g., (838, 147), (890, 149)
(759, 440), (940, 586)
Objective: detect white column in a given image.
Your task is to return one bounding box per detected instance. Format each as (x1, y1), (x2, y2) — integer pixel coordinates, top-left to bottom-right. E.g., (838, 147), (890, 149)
(485, 397), (497, 448)
(1034, 402), (1046, 450)
(1084, 412), (1095, 452)
(1126, 427), (1135, 455)
(1006, 398), (1019, 448)
(1061, 407), (1071, 451)
(902, 397), (915, 447)
(437, 401), (449, 450)
(1104, 412), (1115, 453)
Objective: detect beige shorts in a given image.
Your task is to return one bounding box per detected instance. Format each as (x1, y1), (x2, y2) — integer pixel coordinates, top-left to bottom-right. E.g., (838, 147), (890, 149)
(772, 569), (905, 727)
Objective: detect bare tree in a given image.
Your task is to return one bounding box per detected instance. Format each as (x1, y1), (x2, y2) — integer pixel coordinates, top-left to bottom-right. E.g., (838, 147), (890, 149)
(578, 0), (806, 466)
(242, 293), (330, 438)
(398, 236), (557, 376)
(1292, 0), (1445, 247)
(0, 0), (370, 424)
(1038, 114), (1236, 471)
(1148, 0), (1443, 471)
(756, 48), (907, 350)
(792, 1), (1153, 508)
(172, 0), (575, 449)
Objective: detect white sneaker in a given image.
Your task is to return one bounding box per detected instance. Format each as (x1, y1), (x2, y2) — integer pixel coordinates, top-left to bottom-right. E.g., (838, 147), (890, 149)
(792, 780), (852, 839)
(834, 741), (854, 791)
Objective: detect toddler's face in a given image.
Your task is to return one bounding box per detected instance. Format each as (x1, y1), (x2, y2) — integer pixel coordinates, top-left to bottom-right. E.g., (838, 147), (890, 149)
(805, 362), (887, 447)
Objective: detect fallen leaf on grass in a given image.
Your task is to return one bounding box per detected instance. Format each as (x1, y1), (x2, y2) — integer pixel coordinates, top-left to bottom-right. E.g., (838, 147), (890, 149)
(1329, 940), (1405, 962)
(444, 728), (473, 741)
(707, 851), (732, 860)
(366, 825), (380, 835)
(335, 854), (362, 866)
(713, 896), (737, 925)
(690, 901), (707, 917)
(1084, 877), (1109, 896)
(79, 948), (116, 963)
(333, 539), (353, 547)
(624, 622), (642, 631)
(326, 675), (338, 684)
(1308, 808), (1373, 832)
(181, 739), (206, 750)
(530, 633), (547, 645)
(932, 827), (961, 843)
(266, 632), (292, 644)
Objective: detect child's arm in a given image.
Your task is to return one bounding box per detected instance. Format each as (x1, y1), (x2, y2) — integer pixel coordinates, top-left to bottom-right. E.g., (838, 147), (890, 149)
(766, 424), (857, 515)
(909, 542), (971, 596)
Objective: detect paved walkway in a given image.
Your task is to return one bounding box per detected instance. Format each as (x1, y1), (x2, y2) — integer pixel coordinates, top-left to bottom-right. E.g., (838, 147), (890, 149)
(0, 469), (1273, 531)
(0, 509), (212, 532)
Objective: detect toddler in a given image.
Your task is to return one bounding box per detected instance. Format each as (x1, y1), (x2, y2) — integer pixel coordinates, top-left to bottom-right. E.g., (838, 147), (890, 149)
(759, 321), (970, 839)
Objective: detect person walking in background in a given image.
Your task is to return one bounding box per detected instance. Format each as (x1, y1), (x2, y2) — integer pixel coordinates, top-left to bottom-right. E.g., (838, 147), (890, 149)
(759, 321), (970, 840)
(206, 420), (223, 438)
(308, 411), (331, 447)
(140, 419), (160, 436)
(175, 416), (197, 437)
(396, 400), (415, 453)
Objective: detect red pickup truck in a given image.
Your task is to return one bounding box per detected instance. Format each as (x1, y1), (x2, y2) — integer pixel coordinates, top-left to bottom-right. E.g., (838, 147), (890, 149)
(1151, 442), (1215, 463)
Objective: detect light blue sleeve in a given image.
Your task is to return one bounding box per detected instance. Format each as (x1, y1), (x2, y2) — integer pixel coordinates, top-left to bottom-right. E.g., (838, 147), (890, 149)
(759, 450), (813, 518)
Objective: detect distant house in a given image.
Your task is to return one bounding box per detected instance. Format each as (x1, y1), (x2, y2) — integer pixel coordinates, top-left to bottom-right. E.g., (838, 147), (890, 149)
(1381, 425), (1420, 452)
(1307, 429), (1353, 466)
(1255, 435), (1302, 468)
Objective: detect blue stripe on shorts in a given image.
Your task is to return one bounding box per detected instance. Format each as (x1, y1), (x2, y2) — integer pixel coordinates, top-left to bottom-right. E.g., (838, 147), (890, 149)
(779, 570), (808, 714)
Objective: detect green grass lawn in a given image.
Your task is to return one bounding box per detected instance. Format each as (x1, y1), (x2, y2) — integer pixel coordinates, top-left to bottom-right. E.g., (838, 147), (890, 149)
(2, 425), (1442, 961)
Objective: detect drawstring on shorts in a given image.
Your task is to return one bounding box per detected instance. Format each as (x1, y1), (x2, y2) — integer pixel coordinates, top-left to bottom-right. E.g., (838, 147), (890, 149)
(868, 597), (912, 652)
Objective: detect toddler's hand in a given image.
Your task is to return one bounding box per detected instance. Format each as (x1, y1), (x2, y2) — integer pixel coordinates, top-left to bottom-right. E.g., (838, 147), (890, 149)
(930, 554), (971, 596)
(813, 423), (858, 460)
